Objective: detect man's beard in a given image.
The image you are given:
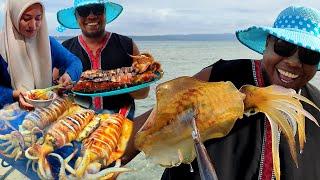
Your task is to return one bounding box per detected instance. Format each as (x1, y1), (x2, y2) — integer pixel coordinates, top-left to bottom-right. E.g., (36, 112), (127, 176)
(82, 29), (105, 38)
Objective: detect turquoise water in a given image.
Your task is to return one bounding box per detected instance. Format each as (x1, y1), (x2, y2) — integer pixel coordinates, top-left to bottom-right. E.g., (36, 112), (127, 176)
(134, 40), (260, 116)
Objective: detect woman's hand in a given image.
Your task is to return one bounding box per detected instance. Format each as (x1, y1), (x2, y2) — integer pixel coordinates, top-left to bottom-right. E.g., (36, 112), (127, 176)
(18, 92), (34, 111)
(12, 90), (21, 101)
(58, 73), (73, 88)
(52, 67), (60, 83)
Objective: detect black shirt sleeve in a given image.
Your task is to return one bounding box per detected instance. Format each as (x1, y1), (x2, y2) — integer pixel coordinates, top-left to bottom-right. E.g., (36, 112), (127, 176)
(208, 59), (256, 89)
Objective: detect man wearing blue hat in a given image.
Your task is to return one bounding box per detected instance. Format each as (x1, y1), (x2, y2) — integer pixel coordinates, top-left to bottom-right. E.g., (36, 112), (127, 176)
(56, 0), (149, 118)
(123, 6), (320, 180)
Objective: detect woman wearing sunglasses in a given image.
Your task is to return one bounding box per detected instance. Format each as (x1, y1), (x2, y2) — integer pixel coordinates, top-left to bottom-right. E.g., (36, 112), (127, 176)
(123, 6), (320, 180)
(0, 0), (83, 110)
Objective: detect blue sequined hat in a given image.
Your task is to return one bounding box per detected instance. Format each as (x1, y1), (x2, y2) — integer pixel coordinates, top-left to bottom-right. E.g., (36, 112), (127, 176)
(236, 6), (320, 70)
(57, 0), (123, 29)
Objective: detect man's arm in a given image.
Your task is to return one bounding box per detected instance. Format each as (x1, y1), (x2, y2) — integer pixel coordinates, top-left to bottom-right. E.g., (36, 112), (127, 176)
(193, 66), (212, 81)
(122, 109), (152, 164)
(132, 41), (140, 56)
(130, 87), (150, 99)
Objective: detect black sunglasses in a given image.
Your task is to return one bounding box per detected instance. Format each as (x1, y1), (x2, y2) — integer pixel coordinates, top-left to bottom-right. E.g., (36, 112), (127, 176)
(271, 36), (320, 66)
(76, 4), (105, 17)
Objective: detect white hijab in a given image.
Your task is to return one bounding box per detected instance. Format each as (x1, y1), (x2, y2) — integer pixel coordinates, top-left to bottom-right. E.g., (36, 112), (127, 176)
(0, 0), (52, 91)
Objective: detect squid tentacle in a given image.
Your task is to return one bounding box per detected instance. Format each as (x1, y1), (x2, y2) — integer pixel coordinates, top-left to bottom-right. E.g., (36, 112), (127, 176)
(270, 101), (307, 152)
(264, 108), (298, 165)
(270, 99), (319, 126)
(267, 116), (281, 180)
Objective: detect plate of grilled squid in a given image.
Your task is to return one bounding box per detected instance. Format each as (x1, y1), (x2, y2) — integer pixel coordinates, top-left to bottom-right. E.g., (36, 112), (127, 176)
(0, 97), (134, 179)
(71, 53), (163, 97)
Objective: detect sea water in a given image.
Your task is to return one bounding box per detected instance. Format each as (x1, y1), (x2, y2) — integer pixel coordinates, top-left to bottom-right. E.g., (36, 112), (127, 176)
(134, 40), (319, 116)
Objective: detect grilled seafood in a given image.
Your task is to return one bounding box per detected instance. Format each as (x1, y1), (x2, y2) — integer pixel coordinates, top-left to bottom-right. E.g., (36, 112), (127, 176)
(25, 110), (95, 179)
(80, 68), (134, 82)
(76, 114), (106, 142)
(135, 76), (320, 180)
(0, 103), (25, 159)
(130, 53), (162, 73)
(77, 114), (132, 176)
(72, 81), (127, 93)
(0, 102), (25, 121)
(50, 114), (133, 179)
(72, 52), (163, 93)
(0, 131), (27, 160)
(72, 67), (134, 93)
(133, 71), (160, 84)
(0, 97), (74, 162)
(22, 97), (74, 131)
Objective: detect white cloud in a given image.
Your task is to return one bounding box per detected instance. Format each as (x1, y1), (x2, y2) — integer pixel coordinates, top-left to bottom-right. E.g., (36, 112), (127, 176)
(1, 0), (320, 36)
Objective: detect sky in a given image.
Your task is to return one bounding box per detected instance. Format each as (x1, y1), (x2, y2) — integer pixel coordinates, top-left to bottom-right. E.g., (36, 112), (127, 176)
(0, 0), (320, 36)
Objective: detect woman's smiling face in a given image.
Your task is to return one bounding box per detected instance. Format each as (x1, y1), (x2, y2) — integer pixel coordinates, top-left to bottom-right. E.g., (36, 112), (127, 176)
(261, 36), (317, 90)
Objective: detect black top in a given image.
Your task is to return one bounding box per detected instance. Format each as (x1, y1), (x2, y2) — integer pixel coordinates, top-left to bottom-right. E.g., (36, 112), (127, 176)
(161, 59), (320, 180)
(62, 33), (135, 111)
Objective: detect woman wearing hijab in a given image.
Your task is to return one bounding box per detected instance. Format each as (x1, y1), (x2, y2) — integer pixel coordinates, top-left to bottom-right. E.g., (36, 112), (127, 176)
(0, 0), (82, 109)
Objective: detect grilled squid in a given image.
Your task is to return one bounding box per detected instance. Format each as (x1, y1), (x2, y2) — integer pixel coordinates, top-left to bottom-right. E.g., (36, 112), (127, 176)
(25, 110), (95, 179)
(135, 76), (320, 180)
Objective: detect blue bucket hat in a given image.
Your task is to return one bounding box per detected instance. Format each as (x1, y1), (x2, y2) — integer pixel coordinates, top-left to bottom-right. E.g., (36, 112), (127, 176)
(236, 6), (320, 70)
(57, 0), (123, 29)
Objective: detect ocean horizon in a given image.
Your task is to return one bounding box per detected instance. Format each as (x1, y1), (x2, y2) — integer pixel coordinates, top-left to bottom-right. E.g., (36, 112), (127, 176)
(54, 33), (237, 42)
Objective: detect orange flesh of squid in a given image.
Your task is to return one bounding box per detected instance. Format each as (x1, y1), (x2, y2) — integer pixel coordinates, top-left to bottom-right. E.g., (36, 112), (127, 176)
(76, 114), (133, 177)
(135, 77), (319, 180)
(135, 77), (245, 166)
